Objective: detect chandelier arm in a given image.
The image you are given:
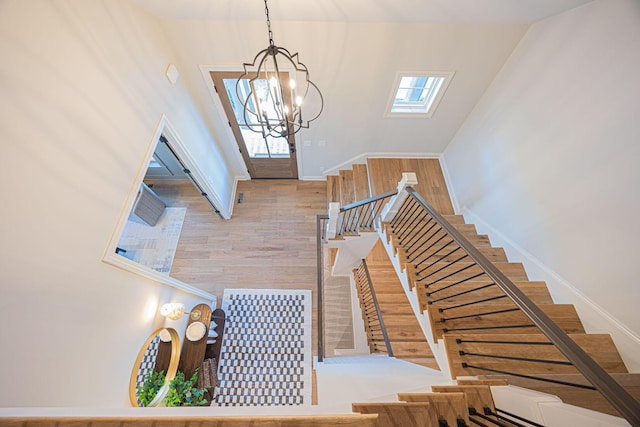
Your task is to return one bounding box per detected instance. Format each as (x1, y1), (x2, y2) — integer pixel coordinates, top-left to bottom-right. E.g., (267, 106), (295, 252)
(237, 0), (323, 138)
(263, 135), (272, 158)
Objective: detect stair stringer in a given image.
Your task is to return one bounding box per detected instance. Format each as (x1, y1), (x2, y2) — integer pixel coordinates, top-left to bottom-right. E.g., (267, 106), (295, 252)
(326, 232), (380, 275)
(489, 385), (632, 427)
(378, 225), (452, 379)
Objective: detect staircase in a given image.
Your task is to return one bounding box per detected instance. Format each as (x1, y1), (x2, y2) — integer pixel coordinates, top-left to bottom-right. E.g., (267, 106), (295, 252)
(352, 379), (505, 427)
(324, 159), (640, 424)
(363, 240), (439, 369)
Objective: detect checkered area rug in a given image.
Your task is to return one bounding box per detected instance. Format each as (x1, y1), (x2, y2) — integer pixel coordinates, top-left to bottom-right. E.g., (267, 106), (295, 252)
(135, 334), (160, 391)
(212, 289), (312, 406)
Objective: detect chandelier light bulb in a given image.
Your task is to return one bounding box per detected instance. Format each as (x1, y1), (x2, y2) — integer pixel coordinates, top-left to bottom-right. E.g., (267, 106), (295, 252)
(295, 96), (303, 106)
(289, 79), (296, 89)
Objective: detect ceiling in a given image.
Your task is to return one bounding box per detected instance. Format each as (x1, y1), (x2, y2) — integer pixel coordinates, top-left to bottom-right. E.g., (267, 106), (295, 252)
(133, 0), (594, 24)
(132, 0), (594, 178)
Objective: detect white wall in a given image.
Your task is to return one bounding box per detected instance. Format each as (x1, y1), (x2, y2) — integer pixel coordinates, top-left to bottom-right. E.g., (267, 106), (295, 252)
(159, 18), (527, 179)
(443, 0), (640, 370)
(0, 0), (224, 407)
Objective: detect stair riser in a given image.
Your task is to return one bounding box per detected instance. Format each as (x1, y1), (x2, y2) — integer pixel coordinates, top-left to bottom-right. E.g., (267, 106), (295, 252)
(390, 231), (492, 249)
(411, 263), (528, 285)
(393, 223), (477, 240)
(429, 304), (585, 340)
(418, 282), (553, 309)
(404, 247), (508, 264)
(443, 334), (629, 378)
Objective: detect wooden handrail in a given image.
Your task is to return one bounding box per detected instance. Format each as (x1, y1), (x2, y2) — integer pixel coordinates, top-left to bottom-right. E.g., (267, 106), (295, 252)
(405, 187), (640, 426)
(340, 189), (398, 212)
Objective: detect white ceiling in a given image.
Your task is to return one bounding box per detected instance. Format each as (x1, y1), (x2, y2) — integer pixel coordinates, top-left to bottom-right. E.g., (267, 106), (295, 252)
(132, 0), (594, 178)
(133, 0), (594, 24)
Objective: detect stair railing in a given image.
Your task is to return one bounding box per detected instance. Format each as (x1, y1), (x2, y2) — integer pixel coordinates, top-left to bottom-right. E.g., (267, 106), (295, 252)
(354, 259), (393, 356)
(316, 214), (329, 362)
(383, 183), (640, 425)
(326, 190), (398, 239)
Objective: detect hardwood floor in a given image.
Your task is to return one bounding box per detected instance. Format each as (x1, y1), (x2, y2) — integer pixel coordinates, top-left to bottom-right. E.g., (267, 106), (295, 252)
(148, 179), (326, 294)
(367, 158), (454, 215)
(147, 179), (326, 352)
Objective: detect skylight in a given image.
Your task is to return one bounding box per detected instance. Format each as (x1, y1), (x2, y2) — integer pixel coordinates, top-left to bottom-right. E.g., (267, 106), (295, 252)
(386, 71), (454, 117)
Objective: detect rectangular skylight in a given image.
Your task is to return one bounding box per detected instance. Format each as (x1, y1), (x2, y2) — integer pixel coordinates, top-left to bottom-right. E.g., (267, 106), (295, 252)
(386, 71), (455, 117)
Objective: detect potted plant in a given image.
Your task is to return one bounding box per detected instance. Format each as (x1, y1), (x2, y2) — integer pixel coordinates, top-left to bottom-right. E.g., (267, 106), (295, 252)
(163, 370), (210, 407)
(136, 370), (166, 407)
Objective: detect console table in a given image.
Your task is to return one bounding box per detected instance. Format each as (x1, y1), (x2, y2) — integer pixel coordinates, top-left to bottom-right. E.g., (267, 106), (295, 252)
(177, 303), (212, 379)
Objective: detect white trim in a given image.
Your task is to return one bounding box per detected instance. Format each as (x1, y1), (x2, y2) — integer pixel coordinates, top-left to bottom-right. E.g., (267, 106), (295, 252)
(461, 207), (640, 371)
(198, 64), (252, 177)
(438, 153), (461, 213)
(323, 152), (441, 176)
(102, 253), (216, 301)
(299, 175), (326, 181)
(384, 71), (455, 118)
(227, 175), (249, 218)
(101, 114), (218, 302)
(161, 119), (231, 219)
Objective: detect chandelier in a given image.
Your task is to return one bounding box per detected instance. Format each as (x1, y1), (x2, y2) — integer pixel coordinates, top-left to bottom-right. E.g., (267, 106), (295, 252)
(236, 0), (324, 139)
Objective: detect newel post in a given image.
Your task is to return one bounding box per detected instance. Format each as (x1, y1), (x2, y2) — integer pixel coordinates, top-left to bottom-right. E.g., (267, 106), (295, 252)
(326, 202), (340, 239)
(381, 172), (418, 222)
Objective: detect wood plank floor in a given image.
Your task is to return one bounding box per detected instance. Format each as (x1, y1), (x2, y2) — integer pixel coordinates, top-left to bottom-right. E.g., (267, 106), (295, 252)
(146, 179), (326, 353)
(367, 158), (454, 215)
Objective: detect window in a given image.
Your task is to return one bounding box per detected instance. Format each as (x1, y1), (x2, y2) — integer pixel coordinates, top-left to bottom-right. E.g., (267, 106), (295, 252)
(386, 71), (455, 117)
(223, 78), (290, 159)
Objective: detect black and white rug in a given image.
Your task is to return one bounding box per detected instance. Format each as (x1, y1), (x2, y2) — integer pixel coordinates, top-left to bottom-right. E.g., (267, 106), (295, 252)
(213, 289), (312, 406)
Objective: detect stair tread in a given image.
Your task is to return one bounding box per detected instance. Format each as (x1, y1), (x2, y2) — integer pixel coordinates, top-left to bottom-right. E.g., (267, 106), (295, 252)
(390, 340), (433, 357)
(352, 402), (438, 427)
(397, 392), (470, 425)
(444, 333), (629, 377)
(442, 214), (466, 224)
(403, 247), (508, 263)
(431, 385), (496, 410)
(414, 262), (529, 283)
(326, 175), (340, 204)
(339, 169), (356, 206)
(417, 281), (553, 309)
(352, 164), (371, 200)
(429, 303), (585, 340)
(384, 326), (426, 341)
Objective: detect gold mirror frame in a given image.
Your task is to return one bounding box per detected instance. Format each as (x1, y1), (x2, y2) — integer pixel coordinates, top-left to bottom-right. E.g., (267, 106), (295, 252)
(129, 327), (180, 407)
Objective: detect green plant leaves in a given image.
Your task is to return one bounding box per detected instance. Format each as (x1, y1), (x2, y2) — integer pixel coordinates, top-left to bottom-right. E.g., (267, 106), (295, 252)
(136, 370), (166, 407)
(163, 369), (210, 407)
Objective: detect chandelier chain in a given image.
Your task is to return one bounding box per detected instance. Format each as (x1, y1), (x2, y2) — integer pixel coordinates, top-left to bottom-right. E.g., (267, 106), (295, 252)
(263, 0), (274, 47)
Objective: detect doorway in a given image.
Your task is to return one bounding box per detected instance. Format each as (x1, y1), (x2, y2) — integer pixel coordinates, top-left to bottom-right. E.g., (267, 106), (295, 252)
(114, 131), (221, 274)
(209, 71), (298, 179)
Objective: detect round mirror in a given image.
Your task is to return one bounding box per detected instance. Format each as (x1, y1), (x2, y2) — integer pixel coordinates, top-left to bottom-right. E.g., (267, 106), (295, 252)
(129, 327), (180, 407)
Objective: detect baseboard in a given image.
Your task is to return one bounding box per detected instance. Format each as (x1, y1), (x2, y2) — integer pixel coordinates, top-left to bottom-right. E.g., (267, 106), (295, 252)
(461, 207), (640, 372)
(438, 153), (461, 213)
(226, 175), (249, 219)
(323, 152), (441, 176)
